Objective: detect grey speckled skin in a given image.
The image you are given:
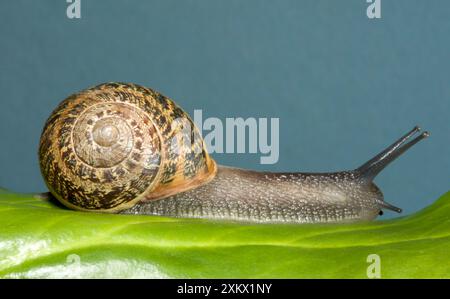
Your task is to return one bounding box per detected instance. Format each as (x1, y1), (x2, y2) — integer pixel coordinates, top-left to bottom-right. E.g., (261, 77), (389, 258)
(121, 127), (429, 224)
(121, 166), (383, 223)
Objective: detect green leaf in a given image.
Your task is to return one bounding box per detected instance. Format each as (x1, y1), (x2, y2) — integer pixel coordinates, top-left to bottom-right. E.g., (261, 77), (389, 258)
(0, 190), (449, 278)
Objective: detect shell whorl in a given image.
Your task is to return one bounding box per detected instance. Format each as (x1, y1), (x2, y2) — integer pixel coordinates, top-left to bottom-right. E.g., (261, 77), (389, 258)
(39, 82), (216, 212)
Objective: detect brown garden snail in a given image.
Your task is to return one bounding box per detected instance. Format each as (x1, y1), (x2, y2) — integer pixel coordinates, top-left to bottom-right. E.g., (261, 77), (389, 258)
(39, 82), (429, 223)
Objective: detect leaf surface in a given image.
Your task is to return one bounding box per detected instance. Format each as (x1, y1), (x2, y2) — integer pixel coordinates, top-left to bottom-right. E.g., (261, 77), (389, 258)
(0, 190), (449, 278)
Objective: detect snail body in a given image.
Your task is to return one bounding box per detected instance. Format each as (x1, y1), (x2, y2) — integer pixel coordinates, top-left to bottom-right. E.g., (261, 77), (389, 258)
(39, 82), (428, 223)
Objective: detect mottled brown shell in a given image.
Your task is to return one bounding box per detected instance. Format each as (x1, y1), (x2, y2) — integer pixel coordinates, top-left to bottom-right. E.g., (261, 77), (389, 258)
(39, 82), (216, 212)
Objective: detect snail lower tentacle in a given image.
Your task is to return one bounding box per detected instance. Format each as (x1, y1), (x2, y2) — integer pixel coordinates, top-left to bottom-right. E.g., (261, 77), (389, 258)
(38, 83), (429, 224)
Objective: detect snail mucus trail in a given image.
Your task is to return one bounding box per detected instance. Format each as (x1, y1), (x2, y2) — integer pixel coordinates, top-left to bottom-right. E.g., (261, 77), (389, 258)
(38, 82), (429, 224)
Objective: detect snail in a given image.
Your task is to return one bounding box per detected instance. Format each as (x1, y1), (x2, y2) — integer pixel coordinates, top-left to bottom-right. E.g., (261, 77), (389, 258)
(38, 82), (429, 224)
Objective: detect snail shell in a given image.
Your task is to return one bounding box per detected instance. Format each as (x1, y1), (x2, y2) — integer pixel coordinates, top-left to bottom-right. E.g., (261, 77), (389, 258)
(39, 83), (216, 212)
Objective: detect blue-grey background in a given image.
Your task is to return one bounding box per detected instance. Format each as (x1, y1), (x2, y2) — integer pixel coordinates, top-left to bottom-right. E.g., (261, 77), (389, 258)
(0, 0), (448, 219)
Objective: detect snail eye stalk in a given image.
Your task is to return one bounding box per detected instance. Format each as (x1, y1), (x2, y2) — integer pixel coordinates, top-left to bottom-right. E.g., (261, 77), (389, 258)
(356, 126), (429, 181)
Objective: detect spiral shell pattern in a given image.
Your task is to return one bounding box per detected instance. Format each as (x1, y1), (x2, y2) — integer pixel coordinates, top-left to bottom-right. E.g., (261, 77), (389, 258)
(39, 83), (216, 212)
